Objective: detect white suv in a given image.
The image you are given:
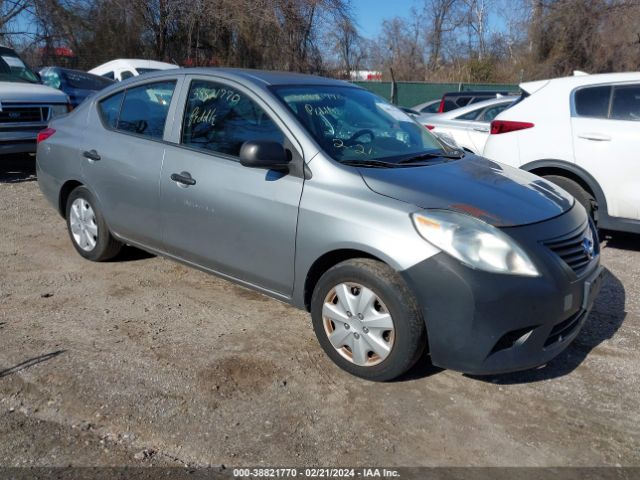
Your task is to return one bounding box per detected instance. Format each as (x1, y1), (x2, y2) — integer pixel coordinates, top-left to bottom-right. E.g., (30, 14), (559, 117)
(483, 72), (640, 234)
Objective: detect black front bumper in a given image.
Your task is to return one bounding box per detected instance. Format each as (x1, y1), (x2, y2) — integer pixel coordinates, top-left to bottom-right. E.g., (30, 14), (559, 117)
(401, 204), (603, 375)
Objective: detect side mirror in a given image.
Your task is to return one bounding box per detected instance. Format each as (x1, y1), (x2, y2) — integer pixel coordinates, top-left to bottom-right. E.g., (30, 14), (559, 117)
(239, 140), (290, 171)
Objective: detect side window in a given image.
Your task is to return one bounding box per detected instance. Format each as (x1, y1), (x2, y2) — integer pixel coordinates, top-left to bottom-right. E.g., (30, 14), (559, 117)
(41, 70), (61, 89)
(121, 70), (134, 80)
(116, 81), (176, 139)
(456, 108), (483, 121)
(421, 102), (439, 114)
(455, 96), (473, 107)
(479, 104), (509, 122)
(181, 80), (284, 157)
(574, 85), (611, 118)
(102, 71), (115, 80)
(98, 91), (124, 129)
(610, 84), (640, 121)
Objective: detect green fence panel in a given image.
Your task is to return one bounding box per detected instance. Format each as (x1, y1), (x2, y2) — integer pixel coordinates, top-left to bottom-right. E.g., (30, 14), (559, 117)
(352, 81), (519, 107)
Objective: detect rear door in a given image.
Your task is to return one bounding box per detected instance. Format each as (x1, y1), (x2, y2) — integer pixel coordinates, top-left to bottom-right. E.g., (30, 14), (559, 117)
(571, 83), (640, 220)
(81, 78), (182, 247)
(159, 76), (305, 296)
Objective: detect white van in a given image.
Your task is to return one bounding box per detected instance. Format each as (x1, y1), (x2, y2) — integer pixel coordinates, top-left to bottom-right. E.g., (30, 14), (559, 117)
(88, 59), (178, 82)
(483, 72), (640, 234)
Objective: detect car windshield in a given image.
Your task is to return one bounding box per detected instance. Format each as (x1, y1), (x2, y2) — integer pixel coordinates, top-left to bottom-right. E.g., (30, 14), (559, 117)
(0, 53), (39, 84)
(272, 85), (452, 164)
(62, 70), (113, 90)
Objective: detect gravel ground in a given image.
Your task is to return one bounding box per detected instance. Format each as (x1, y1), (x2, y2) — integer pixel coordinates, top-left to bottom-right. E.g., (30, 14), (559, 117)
(0, 155), (638, 468)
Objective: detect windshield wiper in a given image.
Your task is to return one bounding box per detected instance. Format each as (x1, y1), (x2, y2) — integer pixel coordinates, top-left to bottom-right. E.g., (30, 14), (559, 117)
(396, 150), (465, 164)
(340, 159), (397, 168)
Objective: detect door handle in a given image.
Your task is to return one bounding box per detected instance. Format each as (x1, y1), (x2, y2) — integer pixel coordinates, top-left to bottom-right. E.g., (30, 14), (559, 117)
(170, 171), (196, 186)
(83, 149), (101, 161)
(473, 126), (490, 133)
(577, 133), (611, 142)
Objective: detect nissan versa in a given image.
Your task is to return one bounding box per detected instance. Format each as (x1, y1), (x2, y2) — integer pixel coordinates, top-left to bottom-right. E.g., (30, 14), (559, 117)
(36, 69), (604, 381)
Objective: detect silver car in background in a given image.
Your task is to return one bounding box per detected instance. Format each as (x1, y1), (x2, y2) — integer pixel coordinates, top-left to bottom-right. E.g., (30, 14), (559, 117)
(37, 69), (603, 381)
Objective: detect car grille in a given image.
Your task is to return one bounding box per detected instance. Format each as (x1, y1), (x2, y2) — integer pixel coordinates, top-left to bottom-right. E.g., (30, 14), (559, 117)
(544, 223), (597, 276)
(0, 105), (49, 124)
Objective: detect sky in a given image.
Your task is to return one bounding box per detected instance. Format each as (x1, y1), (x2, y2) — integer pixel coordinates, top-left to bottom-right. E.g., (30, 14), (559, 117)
(351, 0), (421, 38)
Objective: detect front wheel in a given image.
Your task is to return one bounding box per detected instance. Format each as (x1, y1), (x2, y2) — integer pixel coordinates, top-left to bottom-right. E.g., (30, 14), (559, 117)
(310, 258), (426, 381)
(66, 186), (122, 261)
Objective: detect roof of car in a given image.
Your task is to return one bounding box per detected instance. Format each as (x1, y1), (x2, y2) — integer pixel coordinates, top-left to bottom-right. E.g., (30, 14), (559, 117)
(88, 59), (178, 73)
(443, 90), (511, 97)
(178, 68), (355, 87)
(521, 71), (640, 94)
(439, 96), (519, 118)
(111, 67), (356, 88)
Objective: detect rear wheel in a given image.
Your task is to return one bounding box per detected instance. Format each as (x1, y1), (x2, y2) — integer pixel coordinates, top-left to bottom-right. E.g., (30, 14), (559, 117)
(65, 186), (122, 261)
(310, 258), (426, 381)
(543, 175), (596, 219)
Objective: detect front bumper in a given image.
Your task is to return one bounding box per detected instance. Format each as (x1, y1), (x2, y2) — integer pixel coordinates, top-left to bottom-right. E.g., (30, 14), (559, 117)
(401, 204), (603, 375)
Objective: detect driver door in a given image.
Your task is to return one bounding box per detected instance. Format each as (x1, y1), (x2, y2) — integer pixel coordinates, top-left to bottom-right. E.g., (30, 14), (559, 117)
(160, 77), (305, 296)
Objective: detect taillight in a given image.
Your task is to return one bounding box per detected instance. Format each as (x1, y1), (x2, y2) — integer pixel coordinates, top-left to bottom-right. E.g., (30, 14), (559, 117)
(37, 128), (56, 144)
(424, 124), (435, 130)
(437, 98), (445, 113)
(490, 120), (534, 135)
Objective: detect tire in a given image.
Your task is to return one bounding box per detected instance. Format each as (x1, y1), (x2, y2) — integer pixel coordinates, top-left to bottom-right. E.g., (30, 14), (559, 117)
(310, 258), (426, 382)
(65, 186), (122, 261)
(543, 175), (596, 219)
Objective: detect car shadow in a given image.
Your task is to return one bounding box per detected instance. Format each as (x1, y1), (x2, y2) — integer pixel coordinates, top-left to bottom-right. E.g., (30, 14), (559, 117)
(109, 245), (156, 262)
(602, 230), (640, 252)
(0, 350), (65, 379)
(0, 154), (36, 183)
(467, 267), (625, 385)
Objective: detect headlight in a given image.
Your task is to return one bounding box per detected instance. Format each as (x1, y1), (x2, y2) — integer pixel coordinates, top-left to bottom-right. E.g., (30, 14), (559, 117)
(412, 210), (539, 276)
(50, 104), (70, 118)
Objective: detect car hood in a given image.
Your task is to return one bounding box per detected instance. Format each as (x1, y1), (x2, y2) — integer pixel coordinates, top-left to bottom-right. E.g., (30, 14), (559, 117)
(0, 81), (68, 103)
(359, 155), (574, 227)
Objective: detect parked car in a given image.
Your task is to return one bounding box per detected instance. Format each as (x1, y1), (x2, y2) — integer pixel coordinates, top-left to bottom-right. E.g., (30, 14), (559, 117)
(399, 106), (421, 118)
(37, 69), (603, 381)
(412, 99), (440, 114)
(88, 59), (178, 82)
(39, 67), (114, 107)
(483, 72), (640, 234)
(436, 90), (512, 113)
(418, 96), (518, 154)
(0, 45), (70, 156)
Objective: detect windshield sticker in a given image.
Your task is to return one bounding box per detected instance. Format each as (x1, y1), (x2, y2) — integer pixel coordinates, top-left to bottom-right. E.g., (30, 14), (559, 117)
(2, 56), (26, 68)
(284, 93), (343, 102)
(305, 104), (339, 116)
(192, 87), (241, 106)
(333, 138), (372, 156)
(188, 106), (217, 127)
(376, 102), (409, 121)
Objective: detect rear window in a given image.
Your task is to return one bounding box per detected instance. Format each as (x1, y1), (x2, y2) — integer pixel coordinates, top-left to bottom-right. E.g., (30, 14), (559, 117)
(455, 108), (482, 121)
(420, 102), (439, 114)
(610, 85), (640, 121)
(574, 86), (611, 118)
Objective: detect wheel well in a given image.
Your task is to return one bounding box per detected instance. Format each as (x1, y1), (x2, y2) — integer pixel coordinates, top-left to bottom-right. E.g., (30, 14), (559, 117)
(303, 249), (380, 311)
(528, 166), (595, 200)
(59, 180), (83, 218)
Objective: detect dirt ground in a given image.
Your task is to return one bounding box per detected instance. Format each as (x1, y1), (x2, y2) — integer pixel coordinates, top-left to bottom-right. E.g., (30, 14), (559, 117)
(0, 155), (638, 468)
